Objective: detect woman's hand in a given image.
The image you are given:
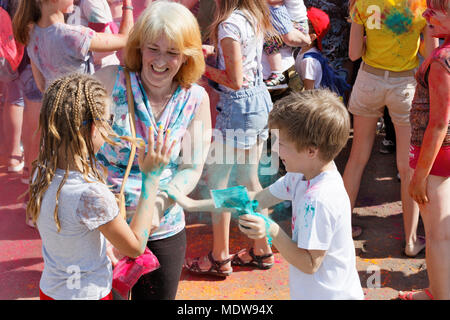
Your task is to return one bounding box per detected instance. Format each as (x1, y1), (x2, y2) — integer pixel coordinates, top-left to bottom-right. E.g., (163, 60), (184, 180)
(408, 172), (429, 205)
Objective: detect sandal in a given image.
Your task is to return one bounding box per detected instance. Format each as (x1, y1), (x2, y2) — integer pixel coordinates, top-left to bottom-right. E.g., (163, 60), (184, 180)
(404, 236), (426, 257)
(231, 248), (274, 270)
(398, 288), (433, 300)
(7, 155), (24, 173)
(184, 251), (233, 278)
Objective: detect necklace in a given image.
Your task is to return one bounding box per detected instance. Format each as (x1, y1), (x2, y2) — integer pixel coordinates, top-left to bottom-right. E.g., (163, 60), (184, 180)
(148, 83), (177, 121)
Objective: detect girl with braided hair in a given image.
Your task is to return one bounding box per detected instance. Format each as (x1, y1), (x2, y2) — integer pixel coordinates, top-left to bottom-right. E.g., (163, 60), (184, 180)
(29, 73), (175, 300)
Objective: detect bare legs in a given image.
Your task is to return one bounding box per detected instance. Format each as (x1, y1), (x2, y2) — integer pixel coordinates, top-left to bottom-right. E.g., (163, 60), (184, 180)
(343, 115), (421, 252)
(186, 139), (272, 272)
(1, 101), (23, 168)
(420, 175), (450, 299)
(21, 98), (41, 181)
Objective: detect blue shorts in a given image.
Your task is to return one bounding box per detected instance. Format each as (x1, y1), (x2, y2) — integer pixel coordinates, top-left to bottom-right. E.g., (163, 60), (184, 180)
(269, 5), (294, 35)
(5, 64), (42, 107)
(215, 84), (273, 149)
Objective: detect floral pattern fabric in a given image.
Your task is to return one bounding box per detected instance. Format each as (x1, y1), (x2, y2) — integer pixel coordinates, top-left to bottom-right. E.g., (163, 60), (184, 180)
(96, 66), (207, 240)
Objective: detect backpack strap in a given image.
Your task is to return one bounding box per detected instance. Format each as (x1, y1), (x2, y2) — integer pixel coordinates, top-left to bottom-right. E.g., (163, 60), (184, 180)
(117, 68), (137, 219)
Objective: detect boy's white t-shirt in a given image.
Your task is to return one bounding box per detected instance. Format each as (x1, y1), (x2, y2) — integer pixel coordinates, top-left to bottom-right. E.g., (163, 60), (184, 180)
(37, 170), (118, 300)
(295, 47), (322, 89)
(269, 167), (364, 300)
(284, 0), (308, 22)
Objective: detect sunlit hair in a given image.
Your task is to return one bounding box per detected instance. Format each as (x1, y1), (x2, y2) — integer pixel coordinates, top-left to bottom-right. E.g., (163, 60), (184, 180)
(27, 74), (132, 232)
(268, 89), (350, 162)
(13, 0), (43, 45)
(124, 0), (205, 88)
(208, 0), (275, 48)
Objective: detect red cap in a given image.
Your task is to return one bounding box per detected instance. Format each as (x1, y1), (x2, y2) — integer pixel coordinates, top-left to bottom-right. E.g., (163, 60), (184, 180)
(307, 7), (330, 51)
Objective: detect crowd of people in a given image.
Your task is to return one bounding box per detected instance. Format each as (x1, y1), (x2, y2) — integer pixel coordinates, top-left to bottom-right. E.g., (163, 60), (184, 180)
(0, 0), (448, 300)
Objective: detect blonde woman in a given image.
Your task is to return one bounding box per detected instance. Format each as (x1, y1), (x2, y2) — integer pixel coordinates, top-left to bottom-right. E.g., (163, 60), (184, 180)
(95, 1), (211, 299)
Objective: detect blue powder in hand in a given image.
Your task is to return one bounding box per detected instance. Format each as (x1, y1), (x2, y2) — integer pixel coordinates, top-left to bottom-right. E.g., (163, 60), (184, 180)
(211, 186), (273, 246)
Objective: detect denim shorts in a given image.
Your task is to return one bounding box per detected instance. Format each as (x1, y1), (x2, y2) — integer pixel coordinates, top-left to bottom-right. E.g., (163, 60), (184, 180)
(215, 84), (273, 149)
(5, 64), (42, 107)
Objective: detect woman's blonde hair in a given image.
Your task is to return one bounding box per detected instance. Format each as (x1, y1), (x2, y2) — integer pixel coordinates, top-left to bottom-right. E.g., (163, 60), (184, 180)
(124, 0), (205, 88)
(27, 73), (119, 232)
(208, 0), (275, 47)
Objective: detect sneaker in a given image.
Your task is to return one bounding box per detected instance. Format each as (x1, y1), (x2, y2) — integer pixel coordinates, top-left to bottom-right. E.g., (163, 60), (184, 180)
(379, 138), (395, 154)
(264, 73), (288, 90)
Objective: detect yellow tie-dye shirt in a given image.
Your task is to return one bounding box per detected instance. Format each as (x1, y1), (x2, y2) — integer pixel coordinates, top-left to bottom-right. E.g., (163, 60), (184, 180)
(351, 0), (427, 71)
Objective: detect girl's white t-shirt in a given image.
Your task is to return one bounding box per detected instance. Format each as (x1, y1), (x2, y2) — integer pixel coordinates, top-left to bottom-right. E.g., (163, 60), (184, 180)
(269, 168), (364, 300)
(37, 170), (118, 300)
(217, 9), (263, 93)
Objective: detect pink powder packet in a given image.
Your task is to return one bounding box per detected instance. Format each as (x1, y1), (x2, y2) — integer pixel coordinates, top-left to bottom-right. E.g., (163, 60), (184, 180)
(112, 247), (160, 299)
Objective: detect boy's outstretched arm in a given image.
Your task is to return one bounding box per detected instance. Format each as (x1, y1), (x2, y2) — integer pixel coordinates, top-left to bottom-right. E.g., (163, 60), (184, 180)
(249, 187), (284, 212)
(162, 185), (283, 213)
(239, 214), (326, 274)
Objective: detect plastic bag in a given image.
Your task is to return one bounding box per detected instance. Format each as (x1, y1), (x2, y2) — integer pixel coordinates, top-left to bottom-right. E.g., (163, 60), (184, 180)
(112, 247), (160, 299)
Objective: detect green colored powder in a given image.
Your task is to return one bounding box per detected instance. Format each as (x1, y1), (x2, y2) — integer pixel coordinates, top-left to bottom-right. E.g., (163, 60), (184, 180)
(211, 186), (273, 246)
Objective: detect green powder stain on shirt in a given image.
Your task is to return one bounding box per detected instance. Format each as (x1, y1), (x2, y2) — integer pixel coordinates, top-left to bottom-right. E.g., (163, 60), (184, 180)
(384, 7), (413, 35)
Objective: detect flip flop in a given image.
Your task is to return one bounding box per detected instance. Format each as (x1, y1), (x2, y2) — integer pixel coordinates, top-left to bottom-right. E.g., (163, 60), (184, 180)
(184, 251), (232, 278)
(398, 288), (433, 300)
(231, 248), (274, 270)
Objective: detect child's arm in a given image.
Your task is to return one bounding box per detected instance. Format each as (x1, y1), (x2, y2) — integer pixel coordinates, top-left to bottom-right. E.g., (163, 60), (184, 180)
(204, 37), (244, 90)
(161, 184), (229, 213)
(239, 214), (326, 274)
(99, 126), (176, 258)
(302, 79), (315, 90)
(409, 61), (450, 205)
(281, 30), (312, 48)
(249, 188), (284, 212)
(266, 0), (285, 6)
(419, 25), (439, 59)
(162, 185), (283, 213)
(88, 0), (133, 52)
(348, 21), (365, 61)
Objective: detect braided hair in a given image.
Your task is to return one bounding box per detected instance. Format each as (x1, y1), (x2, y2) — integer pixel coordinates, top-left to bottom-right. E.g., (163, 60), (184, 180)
(27, 73), (119, 232)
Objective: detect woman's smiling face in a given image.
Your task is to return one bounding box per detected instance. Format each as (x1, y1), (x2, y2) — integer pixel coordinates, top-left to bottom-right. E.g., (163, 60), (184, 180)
(140, 35), (186, 89)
